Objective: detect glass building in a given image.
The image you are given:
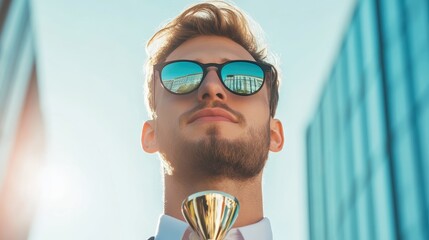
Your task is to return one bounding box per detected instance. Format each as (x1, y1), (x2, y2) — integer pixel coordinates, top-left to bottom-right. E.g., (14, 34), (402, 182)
(223, 74), (263, 95)
(306, 0), (429, 239)
(0, 0), (44, 239)
(163, 73), (203, 93)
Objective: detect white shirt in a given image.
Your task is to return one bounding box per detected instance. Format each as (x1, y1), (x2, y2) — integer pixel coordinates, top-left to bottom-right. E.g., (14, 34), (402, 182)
(154, 215), (273, 240)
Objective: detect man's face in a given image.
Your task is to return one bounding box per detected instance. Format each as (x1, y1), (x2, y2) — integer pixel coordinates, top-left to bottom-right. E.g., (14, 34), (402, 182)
(142, 35), (283, 180)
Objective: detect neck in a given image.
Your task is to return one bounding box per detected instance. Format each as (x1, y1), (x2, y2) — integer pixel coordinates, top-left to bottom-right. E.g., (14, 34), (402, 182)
(163, 173), (264, 227)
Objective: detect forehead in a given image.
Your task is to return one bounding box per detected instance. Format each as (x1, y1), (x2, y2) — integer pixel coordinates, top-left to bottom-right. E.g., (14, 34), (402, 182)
(165, 36), (255, 63)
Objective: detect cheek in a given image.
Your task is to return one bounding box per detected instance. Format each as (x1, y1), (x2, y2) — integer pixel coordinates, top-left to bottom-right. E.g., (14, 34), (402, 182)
(235, 91), (270, 124)
(156, 103), (180, 132)
(154, 109), (179, 153)
(154, 93), (193, 137)
(248, 105), (270, 126)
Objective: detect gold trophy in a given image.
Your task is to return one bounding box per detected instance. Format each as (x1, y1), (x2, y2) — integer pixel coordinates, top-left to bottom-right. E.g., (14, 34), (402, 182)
(181, 191), (240, 240)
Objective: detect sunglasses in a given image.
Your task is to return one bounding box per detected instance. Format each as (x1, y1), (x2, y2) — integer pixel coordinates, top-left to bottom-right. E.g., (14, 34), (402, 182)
(154, 60), (273, 96)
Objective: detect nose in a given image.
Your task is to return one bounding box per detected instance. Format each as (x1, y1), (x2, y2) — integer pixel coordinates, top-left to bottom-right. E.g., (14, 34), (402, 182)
(197, 68), (227, 102)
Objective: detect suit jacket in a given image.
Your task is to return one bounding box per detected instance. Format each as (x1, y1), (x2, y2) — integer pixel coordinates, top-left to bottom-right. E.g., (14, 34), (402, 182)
(147, 237), (154, 240)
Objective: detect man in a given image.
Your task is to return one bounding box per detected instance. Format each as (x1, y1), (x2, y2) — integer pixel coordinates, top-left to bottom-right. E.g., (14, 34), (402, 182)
(141, 1), (284, 239)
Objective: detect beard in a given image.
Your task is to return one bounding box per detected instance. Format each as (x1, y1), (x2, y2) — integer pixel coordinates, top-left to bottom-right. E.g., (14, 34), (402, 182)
(177, 121), (271, 180)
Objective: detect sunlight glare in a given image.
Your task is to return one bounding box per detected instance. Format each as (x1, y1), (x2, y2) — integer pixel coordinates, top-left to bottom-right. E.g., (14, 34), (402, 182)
(38, 162), (86, 217)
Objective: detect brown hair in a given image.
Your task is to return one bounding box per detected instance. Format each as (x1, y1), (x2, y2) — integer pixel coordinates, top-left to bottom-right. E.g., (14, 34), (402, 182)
(145, 0), (280, 117)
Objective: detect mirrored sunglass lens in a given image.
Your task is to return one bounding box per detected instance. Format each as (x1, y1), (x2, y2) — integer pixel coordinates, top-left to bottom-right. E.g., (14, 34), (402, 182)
(221, 62), (264, 95)
(161, 62), (203, 94)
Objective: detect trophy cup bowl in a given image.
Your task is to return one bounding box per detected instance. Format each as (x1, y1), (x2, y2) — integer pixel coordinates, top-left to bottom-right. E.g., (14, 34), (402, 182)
(181, 191), (240, 240)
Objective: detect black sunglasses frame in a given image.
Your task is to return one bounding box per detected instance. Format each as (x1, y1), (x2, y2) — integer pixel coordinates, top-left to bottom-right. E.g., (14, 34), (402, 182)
(153, 60), (274, 96)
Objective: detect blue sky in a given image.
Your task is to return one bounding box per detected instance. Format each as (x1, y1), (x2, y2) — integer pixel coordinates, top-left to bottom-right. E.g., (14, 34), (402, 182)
(28, 0), (355, 239)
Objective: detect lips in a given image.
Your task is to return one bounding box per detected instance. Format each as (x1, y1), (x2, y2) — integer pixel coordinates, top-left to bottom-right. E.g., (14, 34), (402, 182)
(188, 108), (239, 124)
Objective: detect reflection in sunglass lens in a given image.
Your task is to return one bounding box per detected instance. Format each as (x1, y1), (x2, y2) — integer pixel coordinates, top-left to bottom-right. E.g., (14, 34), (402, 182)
(221, 62), (264, 95)
(161, 62), (203, 94)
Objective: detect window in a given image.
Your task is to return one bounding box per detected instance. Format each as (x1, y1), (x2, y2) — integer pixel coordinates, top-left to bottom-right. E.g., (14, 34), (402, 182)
(338, 129), (350, 203)
(384, 35), (407, 88)
(418, 102), (429, 221)
(365, 70), (385, 163)
(357, 190), (372, 240)
(352, 101), (367, 183)
(379, 0), (401, 41)
(388, 80), (410, 132)
(322, 84), (341, 239)
(334, 55), (349, 125)
(342, 210), (355, 240)
(384, 37), (410, 130)
(372, 159), (395, 239)
(393, 127), (424, 237)
(359, 0), (379, 73)
(346, 21), (363, 104)
(406, 0), (429, 63)
(411, 46), (429, 104)
(351, 204), (359, 240)
(344, 123), (355, 198)
(308, 116), (327, 239)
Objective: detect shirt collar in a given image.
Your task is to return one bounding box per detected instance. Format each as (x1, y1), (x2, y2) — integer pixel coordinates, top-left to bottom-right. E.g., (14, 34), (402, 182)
(155, 215), (188, 240)
(237, 218), (273, 240)
(154, 215), (272, 240)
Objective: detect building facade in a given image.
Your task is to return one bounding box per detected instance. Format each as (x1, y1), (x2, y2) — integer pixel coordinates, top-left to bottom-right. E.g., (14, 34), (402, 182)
(0, 0), (44, 239)
(306, 0), (429, 239)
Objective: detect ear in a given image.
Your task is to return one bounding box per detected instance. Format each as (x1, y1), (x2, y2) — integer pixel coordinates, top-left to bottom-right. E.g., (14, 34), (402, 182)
(269, 118), (284, 152)
(141, 120), (159, 153)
